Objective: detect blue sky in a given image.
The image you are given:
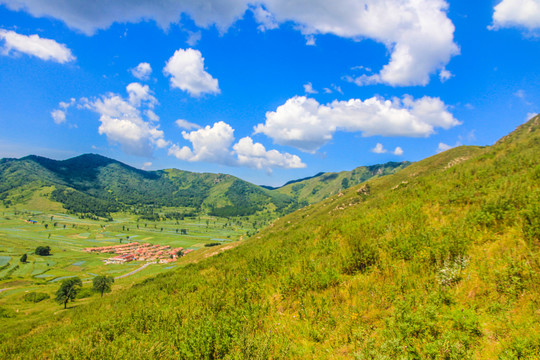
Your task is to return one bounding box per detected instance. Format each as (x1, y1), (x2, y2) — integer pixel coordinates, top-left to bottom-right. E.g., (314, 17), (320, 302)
(0, 0), (539, 186)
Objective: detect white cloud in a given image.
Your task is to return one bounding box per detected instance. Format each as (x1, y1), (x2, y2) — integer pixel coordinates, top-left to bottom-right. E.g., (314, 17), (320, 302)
(51, 109), (66, 124)
(130, 62), (152, 80)
(169, 121), (235, 164)
(186, 30), (201, 46)
(142, 161), (152, 170)
(233, 137), (305, 170)
(0, 0), (249, 35)
(83, 83), (166, 156)
(303, 82), (318, 94)
(254, 95), (460, 153)
(371, 143), (387, 154)
(163, 48), (220, 97)
(169, 121), (305, 170)
(0, 29), (75, 63)
(526, 112), (538, 122)
(252, 5), (278, 31)
(3, 0), (458, 86)
(371, 144), (403, 155)
(491, 0), (540, 30)
(126, 82), (157, 108)
(305, 34), (316, 46)
(51, 98), (76, 125)
(437, 142), (453, 153)
(175, 119), (201, 130)
(439, 69), (453, 82)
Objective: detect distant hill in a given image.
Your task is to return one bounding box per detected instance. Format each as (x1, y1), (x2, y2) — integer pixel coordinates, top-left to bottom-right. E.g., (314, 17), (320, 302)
(0, 153), (295, 218)
(0, 154), (403, 219)
(273, 161), (410, 205)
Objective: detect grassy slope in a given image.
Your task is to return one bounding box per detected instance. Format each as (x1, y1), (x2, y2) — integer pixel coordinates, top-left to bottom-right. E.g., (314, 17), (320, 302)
(1, 116), (539, 359)
(274, 161), (410, 205)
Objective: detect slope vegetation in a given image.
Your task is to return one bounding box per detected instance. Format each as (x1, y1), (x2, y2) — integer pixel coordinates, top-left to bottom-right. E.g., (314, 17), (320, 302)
(1, 116), (539, 359)
(272, 161), (410, 205)
(0, 154), (296, 218)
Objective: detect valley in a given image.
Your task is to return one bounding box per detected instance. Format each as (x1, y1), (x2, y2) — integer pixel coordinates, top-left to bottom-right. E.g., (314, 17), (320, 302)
(0, 116), (538, 358)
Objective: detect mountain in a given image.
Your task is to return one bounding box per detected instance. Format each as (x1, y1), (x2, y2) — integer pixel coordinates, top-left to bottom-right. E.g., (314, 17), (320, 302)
(0, 154), (407, 220)
(0, 153), (296, 218)
(2, 116), (538, 358)
(272, 161), (410, 205)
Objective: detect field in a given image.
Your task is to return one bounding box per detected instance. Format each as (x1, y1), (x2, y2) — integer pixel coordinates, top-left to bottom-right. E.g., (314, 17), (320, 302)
(0, 204), (253, 335)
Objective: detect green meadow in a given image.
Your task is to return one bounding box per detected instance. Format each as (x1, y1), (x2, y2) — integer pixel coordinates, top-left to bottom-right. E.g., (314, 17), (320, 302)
(0, 206), (253, 336)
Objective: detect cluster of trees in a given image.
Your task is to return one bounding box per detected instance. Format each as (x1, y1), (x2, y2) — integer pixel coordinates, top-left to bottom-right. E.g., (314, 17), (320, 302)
(55, 275), (114, 309)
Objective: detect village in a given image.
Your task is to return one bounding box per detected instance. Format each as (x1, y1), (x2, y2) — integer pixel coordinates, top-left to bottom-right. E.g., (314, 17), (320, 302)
(83, 242), (193, 264)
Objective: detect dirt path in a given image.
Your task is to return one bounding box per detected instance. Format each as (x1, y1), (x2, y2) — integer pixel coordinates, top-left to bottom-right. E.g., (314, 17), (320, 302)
(114, 262), (154, 280)
(0, 287), (12, 293)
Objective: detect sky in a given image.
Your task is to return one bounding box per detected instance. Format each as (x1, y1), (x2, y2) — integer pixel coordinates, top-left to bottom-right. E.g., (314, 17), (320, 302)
(0, 0), (539, 187)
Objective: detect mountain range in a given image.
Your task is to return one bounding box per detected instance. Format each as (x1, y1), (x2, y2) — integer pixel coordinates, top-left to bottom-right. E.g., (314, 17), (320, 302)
(0, 154), (408, 219)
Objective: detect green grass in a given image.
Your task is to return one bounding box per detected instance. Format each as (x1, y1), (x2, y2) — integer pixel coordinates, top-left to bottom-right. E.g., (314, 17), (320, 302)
(0, 116), (539, 359)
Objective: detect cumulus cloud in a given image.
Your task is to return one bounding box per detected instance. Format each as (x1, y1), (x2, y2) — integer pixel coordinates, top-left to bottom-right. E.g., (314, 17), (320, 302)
(371, 144), (402, 155)
(254, 95), (460, 153)
(439, 69), (453, 82)
(169, 121), (305, 170)
(233, 137), (305, 170)
(490, 0), (540, 30)
(130, 62), (152, 80)
(51, 109), (66, 124)
(51, 98), (76, 125)
(169, 121), (235, 164)
(371, 143), (386, 154)
(3, 0), (458, 86)
(163, 48), (220, 97)
(83, 83), (166, 156)
(0, 29), (75, 63)
(175, 119), (201, 130)
(303, 82), (318, 94)
(252, 5), (278, 31)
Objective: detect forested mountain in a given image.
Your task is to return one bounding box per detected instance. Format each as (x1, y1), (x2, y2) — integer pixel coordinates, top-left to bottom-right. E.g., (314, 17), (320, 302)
(272, 161), (410, 205)
(0, 154), (296, 218)
(0, 154), (405, 219)
(2, 116), (538, 358)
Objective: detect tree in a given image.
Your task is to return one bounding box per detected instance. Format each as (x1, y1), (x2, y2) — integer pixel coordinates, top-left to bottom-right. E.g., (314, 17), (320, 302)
(55, 277), (82, 309)
(176, 249), (185, 257)
(35, 246), (51, 256)
(92, 275), (114, 297)
(20, 253), (27, 263)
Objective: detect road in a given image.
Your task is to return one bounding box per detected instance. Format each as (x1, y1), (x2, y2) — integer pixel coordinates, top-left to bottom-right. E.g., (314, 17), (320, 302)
(114, 262), (154, 280)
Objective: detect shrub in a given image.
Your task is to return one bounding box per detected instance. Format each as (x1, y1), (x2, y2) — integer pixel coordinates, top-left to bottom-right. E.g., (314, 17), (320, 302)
(0, 306), (16, 318)
(22, 292), (50, 303)
(35, 246), (51, 256)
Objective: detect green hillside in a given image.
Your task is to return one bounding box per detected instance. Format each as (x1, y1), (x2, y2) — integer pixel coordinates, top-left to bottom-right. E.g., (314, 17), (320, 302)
(0, 154), (297, 219)
(273, 161), (410, 205)
(1, 116), (539, 359)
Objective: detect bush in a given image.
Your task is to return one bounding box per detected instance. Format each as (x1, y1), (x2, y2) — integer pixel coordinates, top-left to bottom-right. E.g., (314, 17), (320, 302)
(35, 246), (51, 256)
(76, 288), (94, 299)
(22, 292), (50, 303)
(0, 306), (16, 318)
(342, 241), (379, 275)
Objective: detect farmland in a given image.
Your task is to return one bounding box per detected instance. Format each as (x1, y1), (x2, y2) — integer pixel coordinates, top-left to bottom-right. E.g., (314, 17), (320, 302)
(0, 205), (252, 331)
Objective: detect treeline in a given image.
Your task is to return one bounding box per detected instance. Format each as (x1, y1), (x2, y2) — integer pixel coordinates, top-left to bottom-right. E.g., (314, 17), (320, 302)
(51, 188), (119, 218)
